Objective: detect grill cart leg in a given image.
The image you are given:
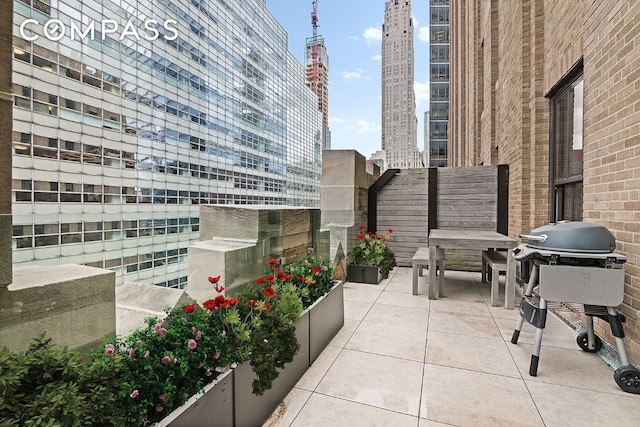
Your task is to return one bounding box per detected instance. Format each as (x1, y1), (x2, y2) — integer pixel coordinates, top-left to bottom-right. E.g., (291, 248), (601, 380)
(576, 315), (604, 352)
(529, 296), (547, 377)
(511, 264), (538, 344)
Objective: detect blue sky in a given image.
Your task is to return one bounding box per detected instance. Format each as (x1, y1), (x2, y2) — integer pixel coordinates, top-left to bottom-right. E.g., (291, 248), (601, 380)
(266, 0), (430, 158)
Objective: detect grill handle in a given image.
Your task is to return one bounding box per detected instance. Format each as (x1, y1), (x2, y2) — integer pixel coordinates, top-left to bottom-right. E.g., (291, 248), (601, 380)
(519, 234), (548, 242)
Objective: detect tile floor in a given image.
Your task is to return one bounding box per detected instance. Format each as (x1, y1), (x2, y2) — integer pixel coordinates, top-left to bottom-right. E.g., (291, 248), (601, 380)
(265, 267), (640, 427)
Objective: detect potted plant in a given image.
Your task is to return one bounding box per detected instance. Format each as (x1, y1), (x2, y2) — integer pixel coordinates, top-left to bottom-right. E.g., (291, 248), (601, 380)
(347, 225), (397, 284)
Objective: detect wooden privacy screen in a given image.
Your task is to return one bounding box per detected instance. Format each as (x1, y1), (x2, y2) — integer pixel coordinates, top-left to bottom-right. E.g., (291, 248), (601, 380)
(372, 165), (509, 267)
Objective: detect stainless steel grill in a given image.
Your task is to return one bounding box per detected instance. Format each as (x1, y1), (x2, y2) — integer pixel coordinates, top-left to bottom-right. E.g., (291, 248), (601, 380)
(510, 221), (640, 394)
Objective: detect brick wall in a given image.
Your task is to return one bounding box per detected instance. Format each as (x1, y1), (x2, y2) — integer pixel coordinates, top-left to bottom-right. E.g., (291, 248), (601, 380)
(449, 0), (640, 365)
(583, 1), (640, 361)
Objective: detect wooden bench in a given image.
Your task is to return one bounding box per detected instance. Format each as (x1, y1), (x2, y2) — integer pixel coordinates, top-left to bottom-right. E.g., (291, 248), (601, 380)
(412, 247), (443, 295)
(481, 250), (508, 307)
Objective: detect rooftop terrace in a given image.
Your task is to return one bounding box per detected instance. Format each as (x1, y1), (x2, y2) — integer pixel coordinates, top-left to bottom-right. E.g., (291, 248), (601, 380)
(267, 267), (640, 426)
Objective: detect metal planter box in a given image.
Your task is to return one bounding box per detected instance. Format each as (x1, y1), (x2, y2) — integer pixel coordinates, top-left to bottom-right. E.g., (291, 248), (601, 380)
(309, 281), (344, 363)
(347, 264), (382, 284)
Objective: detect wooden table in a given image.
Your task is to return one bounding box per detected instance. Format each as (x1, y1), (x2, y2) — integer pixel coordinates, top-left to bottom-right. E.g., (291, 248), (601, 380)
(428, 229), (518, 309)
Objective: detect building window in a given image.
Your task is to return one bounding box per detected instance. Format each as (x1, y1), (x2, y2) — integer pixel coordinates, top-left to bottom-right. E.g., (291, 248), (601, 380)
(549, 65), (583, 221)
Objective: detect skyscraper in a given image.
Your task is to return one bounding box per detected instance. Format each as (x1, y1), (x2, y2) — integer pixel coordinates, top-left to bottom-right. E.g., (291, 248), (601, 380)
(11, 0), (322, 288)
(381, 0), (419, 170)
(305, 1), (331, 150)
(428, 0), (449, 167)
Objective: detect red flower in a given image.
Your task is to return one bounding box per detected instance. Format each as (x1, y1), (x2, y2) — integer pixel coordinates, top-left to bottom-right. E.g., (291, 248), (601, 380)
(214, 295), (226, 308)
(276, 271), (285, 280)
(311, 266), (320, 274)
(296, 275), (305, 282)
(256, 277), (265, 284)
(266, 275), (275, 283)
(358, 225), (364, 229)
(388, 229), (394, 234)
(247, 299), (258, 307)
(208, 275), (221, 283)
(214, 285), (225, 293)
(261, 302), (270, 312)
(203, 299), (216, 310)
(368, 231), (375, 238)
(183, 303), (195, 314)
(264, 287), (276, 297)
(282, 273), (292, 280)
(226, 297), (240, 306)
(356, 234), (364, 240)
(267, 258), (278, 265)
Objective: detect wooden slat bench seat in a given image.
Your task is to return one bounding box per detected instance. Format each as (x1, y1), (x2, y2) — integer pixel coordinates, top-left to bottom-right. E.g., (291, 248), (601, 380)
(412, 246), (443, 295)
(481, 250), (508, 307)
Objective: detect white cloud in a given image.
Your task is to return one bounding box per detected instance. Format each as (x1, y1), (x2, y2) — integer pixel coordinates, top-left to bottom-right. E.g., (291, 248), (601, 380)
(371, 54), (382, 61)
(414, 80), (430, 106)
(363, 26), (382, 44)
(329, 116), (345, 125)
(346, 119), (380, 133)
(418, 26), (430, 43)
(348, 35), (359, 41)
(342, 69), (363, 80)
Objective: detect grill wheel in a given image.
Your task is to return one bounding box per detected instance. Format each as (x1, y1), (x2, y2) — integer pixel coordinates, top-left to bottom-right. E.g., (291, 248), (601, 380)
(576, 332), (603, 352)
(614, 367), (640, 394)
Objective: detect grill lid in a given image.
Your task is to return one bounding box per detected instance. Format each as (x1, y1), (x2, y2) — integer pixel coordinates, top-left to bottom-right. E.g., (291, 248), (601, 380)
(519, 221), (616, 253)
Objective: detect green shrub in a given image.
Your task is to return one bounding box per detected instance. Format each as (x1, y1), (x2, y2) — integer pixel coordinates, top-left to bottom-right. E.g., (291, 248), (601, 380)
(0, 335), (126, 426)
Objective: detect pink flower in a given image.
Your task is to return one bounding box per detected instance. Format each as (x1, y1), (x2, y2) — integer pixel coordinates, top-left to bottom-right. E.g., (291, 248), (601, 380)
(128, 348), (135, 358)
(205, 370), (213, 377)
(197, 362), (204, 368)
(214, 351), (221, 360)
(154, 323), (168, 336)
(156, 407), (164, 413)
(159, 394), (167, 403)
(130, 390), (139, 399)
(104, 344), (115, 356)
(194, 329), (202, 341)
(162, 355), (172, 364)
(136, 340), (142, 346)
(188, 339), (197, 350)
(144, 350), (150, 358)
(221, 330), (226, 337)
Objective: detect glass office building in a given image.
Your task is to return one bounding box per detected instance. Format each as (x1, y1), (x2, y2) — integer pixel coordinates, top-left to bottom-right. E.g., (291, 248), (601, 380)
(10, 0), (323, 287)
(428, 0), (449, 167)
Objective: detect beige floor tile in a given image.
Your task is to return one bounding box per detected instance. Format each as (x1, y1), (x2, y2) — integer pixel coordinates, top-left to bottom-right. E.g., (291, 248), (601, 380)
(343, 284), (384, 302)
(295, 346), (342, 391)
(508, 342), (640, 396)
(428, 309), (502, 339)
(266, 387), (312, 427)
(329, 318), (359, 348)
(343, 299), (374, 321)
(425, 330), (520, 377)
(363, 302), (429, 331)
(346, 320), (427, 361)
(290, 393), (418, 427)
(418, 419), (454, 427)
(420, 364), (544, 426)
(377, 289), (431, 309)
(430, 297), (492, 317)
(315, 349), (424, 416)
(526, 381), (640, 427)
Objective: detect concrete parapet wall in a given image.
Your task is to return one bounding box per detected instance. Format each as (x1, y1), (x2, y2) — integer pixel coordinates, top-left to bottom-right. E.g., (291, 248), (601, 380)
(116, 282), (193, 336)
(188, 238), (259, 302)
(0, 265), (115, 352)
(320, 150), (378, 273)
(192, 206), (320, 299)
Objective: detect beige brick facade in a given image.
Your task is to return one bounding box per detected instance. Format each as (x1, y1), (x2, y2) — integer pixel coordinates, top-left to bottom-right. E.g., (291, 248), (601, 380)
(450, 1), (640, 365)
